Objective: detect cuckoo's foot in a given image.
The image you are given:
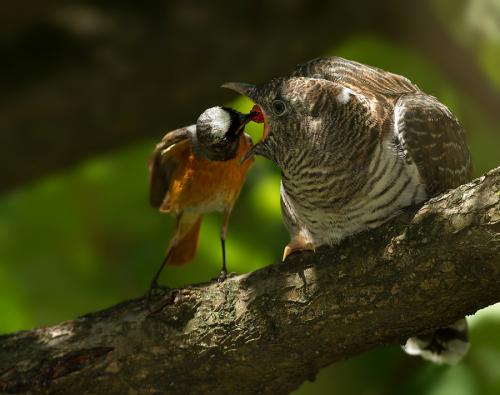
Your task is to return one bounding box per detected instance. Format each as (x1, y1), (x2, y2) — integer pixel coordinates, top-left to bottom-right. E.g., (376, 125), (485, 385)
(282, 237), (315, 262)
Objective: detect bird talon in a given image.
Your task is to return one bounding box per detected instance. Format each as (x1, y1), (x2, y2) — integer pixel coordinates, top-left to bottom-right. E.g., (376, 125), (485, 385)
(146, 281), (172, 313)
(282, 242), (315, 262)
(217, 270), (228, 283)
(212, 269), (233, 283)
(147, 281), (169, 296)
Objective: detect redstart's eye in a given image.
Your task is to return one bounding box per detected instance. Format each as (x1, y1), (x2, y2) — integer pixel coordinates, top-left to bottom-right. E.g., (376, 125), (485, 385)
(271, 99), (287, 116)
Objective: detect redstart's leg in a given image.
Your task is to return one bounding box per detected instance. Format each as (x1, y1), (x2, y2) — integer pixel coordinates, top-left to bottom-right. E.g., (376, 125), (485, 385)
(147, 244), (178, 313)
(149, 248), (174, 293)
(218, 207), (233, 282)
(147, 214), (182, 308)
(146, 248), (174, 313)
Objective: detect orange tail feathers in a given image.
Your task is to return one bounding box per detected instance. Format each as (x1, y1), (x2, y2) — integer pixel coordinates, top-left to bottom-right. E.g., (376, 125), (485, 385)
(167, 215), (203, 266)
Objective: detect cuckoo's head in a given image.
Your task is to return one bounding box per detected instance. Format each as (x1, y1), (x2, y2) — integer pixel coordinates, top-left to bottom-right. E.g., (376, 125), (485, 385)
(223, 77), (354, 166)
(194, 106), (253, 161)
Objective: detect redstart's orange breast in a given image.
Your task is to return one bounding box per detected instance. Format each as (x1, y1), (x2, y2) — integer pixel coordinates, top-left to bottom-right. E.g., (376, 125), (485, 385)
(161, 132), (253, 214)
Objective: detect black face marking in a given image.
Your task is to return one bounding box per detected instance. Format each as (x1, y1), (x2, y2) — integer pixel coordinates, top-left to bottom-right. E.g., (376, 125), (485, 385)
(223, 107), (247, 137)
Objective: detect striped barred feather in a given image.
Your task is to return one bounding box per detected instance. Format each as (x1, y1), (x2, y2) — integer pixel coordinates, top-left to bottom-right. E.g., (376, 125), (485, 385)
(293, 57), (419, 96)
(254, 57), (474, 246)
(394, 94), (473, 195)
(279, 130), (428, 245)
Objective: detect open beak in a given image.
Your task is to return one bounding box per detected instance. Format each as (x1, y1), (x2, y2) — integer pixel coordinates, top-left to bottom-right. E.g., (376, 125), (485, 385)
(222, 82), (257, 100)
(240, 141), (264, 165)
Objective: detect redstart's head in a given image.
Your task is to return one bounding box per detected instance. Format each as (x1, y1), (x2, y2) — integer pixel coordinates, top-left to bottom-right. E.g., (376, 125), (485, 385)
(194, 106), (252, 161)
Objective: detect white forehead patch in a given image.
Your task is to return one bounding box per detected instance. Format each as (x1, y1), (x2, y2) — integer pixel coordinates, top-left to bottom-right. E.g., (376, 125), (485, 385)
(337, 87), (354, 104)
(198, 106), (231, 139)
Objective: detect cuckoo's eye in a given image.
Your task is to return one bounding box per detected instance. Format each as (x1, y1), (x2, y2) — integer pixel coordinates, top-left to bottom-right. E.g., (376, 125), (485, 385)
(271, 99), (287, 116)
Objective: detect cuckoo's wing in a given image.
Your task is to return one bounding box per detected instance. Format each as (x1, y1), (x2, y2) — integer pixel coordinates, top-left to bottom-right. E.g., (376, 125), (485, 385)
(293, 56), (419, 96)
(148, 125), (194, 208)
(394, 93), (473, 196)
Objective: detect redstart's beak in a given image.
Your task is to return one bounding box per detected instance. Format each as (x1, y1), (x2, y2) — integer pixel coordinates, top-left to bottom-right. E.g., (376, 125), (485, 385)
(222, 82), (268, 165)
(228, 110), (252, 136)
(237, 111), (252, 128)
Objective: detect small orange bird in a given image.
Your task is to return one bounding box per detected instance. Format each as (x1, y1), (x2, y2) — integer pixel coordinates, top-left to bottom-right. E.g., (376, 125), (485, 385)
(148, 106), (256, 293)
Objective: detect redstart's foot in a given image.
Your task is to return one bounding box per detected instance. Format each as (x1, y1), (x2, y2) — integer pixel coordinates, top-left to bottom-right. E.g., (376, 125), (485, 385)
(146, 281), (170, 313)
(217, 270), (227, 283)
(211, 269), (236, 283)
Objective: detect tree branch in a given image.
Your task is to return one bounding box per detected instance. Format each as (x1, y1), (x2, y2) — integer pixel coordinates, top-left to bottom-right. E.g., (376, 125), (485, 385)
(1, 167), (499, 394)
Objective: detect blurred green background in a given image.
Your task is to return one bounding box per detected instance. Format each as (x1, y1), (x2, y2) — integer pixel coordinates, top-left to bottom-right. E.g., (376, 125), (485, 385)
(1, 0), (499, 394)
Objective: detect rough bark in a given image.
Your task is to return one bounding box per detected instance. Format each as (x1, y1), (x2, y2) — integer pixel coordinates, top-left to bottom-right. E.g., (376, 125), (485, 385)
(1, 167), (499, 394)
(2, 0), (498, 191)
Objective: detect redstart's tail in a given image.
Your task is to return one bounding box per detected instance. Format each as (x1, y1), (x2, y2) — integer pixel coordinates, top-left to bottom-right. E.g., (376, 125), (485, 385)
(167, 215), (203, 266)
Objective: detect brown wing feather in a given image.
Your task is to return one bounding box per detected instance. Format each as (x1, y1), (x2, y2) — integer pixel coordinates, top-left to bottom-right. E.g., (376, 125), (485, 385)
(148, 126), (193, 208)
(394, 93), (473, 196)
(293, 56), (420, 96)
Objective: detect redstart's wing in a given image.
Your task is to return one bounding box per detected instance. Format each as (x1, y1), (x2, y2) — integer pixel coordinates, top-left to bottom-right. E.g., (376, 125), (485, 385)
(148, 125), (195, 208)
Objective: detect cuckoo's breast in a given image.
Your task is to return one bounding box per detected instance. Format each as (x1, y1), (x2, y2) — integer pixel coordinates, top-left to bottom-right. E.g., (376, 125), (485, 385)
(281, 135), (427, 246)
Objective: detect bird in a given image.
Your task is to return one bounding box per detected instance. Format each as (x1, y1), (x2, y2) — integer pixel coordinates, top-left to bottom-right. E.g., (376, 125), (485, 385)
(147, 106), (255, 297)
(223, 56), (473, 364)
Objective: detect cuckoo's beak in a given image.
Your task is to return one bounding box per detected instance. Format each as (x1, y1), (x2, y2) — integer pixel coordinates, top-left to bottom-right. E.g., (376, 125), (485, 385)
(240, 141), (265, 165)
(222, 82), (257, 100)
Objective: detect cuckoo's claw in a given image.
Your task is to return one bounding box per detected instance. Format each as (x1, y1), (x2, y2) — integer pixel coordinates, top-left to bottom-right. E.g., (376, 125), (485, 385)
(282, 237), (315, 261)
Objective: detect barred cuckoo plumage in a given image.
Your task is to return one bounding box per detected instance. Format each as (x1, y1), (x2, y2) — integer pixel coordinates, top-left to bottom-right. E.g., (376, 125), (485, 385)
(224, 56), (473, 364)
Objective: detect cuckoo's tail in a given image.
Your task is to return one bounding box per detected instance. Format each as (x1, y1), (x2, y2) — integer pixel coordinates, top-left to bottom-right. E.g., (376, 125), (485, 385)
(167, 215), (203, 266)
(402, 318), (469, 364)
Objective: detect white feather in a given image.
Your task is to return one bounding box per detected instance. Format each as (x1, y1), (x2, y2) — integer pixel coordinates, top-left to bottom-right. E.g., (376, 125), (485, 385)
(337, 87), (353, 104)
(198, 107), (231, 140)
(402, 337), (469, 365)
